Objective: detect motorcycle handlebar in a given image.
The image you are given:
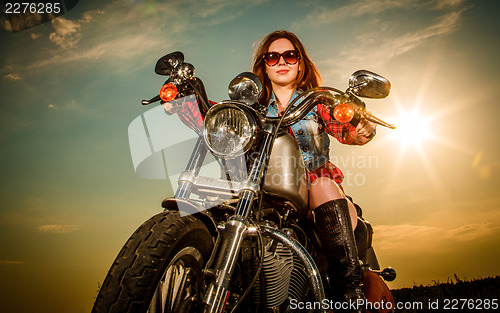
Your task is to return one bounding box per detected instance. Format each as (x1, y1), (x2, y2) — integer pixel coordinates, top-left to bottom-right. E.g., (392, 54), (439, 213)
(142, 95), (161, 105)
(361, 110), (396, 129)
(265, 90), (336, 128)
(265, 87), (393, 141)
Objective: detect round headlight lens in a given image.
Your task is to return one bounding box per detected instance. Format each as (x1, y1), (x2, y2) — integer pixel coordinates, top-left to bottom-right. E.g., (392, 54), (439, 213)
(204, 104), (256, 156)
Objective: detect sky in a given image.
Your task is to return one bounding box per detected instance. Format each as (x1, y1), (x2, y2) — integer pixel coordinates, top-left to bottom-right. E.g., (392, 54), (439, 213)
(0, 0), (499, 312)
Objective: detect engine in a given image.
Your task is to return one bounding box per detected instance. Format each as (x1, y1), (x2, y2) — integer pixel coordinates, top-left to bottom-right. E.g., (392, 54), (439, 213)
(252, 236), (310, 310)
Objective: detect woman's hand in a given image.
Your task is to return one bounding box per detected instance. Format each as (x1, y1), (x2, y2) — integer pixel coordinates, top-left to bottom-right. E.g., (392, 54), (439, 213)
(356, 116), (376, 138)
(161, 102), (176, 115)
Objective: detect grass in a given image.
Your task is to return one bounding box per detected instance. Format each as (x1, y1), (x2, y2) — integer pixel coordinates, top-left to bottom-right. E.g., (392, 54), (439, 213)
(391, 276), (500, 312)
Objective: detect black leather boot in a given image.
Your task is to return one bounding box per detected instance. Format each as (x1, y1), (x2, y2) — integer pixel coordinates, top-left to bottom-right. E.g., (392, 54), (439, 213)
(313, 199), (364, 312)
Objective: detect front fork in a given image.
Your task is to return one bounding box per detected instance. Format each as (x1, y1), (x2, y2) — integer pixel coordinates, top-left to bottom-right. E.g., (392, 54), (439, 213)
(202, 124), (275, 313)
(202, 216), (249, 313)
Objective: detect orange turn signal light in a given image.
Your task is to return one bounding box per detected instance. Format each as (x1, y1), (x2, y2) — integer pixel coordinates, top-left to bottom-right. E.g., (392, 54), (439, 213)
(333, 103), (355, 124)
(159, 83), (178, 102)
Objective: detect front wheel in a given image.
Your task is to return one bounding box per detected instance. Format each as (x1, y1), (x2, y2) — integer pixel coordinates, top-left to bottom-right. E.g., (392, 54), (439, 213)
(92, 211), (214, 313)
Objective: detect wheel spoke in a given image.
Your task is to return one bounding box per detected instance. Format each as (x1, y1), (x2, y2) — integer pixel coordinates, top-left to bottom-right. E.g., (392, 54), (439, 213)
(171, 266), (191, 311)
(171, 265), (186, 310)
(165, 265), (178, 312)
(148, 246), (206, 313)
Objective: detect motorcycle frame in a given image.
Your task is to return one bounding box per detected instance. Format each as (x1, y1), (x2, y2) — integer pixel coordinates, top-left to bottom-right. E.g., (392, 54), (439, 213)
(166, 85), (339, 313)
(137, 56), (395, 312)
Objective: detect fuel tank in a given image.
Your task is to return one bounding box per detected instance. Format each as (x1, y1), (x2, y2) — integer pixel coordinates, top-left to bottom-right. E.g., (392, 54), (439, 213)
(263, 131), (308, 211)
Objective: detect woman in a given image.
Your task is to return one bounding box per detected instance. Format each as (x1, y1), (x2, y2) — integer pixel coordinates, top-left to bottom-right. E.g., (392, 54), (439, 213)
(252, 30), (376, 304)
(163, 30), (390, 308)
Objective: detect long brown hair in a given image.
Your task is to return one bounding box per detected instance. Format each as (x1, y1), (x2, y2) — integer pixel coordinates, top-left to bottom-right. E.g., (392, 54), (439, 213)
(253, 30), (322, 105)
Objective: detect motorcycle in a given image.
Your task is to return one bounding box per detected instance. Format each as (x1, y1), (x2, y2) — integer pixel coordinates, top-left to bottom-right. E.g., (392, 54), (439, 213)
(92, 51), (397, 313)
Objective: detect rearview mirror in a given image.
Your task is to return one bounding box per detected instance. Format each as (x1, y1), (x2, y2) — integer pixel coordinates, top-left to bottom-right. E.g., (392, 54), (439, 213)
(155, 51), (184, 76)
(348, 70), (390, 99)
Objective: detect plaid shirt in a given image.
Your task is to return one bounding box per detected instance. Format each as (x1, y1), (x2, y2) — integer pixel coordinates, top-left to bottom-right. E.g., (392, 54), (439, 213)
(317, 103), (369, 146)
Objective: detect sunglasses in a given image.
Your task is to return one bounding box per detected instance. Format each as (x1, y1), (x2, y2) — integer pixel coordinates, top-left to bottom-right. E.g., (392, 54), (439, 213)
(263, 50), (300, 66)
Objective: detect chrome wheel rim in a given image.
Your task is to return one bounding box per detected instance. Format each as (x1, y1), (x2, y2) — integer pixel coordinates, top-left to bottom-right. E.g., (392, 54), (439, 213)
(148, 246), (204, 313)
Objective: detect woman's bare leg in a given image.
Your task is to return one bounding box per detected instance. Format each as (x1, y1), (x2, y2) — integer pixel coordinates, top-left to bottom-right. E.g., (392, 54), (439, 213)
(309, 177), (358, 228)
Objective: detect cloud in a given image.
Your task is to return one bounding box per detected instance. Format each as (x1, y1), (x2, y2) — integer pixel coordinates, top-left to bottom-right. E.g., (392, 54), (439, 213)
(15, 1), (178, 70)
(446, 223), (500, 241)
(49, 17), (81, 49)
(320, 9), (465, 77)
(80, 10), (104, 23)
(29, 32), (166, 70)
(348, 10), (462, 60)
(374, 219), (500, 252)
(294, 0), (469, 79)
(1, 17), (13, 31)
(37, 224), (79, 234)
(47, 10), (103, 49)
(44, 99), (84, 113)
(12, 0), (269, 72)
(434, 0), (467, 9)
(373, 224), (439, 249)
(0, 260), (26, 266)
(300, 0), (467, 26)
(308, 0), (418, 25)
(3, 73), (23, 81)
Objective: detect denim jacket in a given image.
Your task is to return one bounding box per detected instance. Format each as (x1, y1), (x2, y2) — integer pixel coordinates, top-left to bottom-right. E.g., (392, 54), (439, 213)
(266, 91), (330, 171)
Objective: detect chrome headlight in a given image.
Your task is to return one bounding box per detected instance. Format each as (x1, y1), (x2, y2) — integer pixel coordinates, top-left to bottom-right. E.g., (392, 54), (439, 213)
(203, 103), (259, 157)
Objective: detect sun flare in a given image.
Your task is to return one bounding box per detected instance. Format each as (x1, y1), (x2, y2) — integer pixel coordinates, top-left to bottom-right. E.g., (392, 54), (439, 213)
(389, 109), (433, 149)
(383, 105), (449, 195)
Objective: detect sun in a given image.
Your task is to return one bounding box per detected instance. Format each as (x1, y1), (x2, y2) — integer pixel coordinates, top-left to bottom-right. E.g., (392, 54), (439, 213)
(388, 108), (433, 150)
(382, 105), (449, 195)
